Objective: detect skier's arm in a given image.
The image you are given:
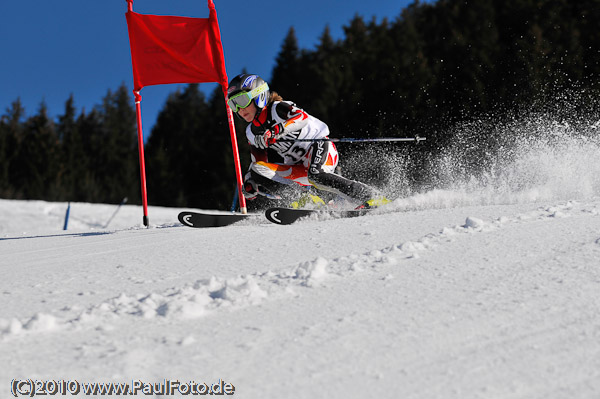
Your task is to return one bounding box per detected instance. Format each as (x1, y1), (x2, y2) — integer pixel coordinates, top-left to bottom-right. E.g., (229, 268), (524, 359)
(272, 102), (309, 135)
(246, 124), (270, 158)
(246, 102), (309, 150)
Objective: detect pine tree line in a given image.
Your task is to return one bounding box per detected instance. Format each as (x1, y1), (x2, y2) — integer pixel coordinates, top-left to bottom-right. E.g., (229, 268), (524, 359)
(1, 0), (599, 207)
(271, 0), (599, 143)
(0, 85), (140, 204)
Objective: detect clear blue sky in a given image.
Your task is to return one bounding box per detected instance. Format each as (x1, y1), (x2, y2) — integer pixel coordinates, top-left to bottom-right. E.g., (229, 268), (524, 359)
(1, 0), (424, 135)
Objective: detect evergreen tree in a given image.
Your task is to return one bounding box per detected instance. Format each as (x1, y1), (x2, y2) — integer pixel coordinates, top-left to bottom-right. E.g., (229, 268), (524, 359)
(12, 102), (59, 199)
(335, 15), (371, 134)
(388, 2), (435, 133)
(56, 95), (84, 200)
(270, 27), (301, 99)
(95, 84), (139, 203)
(0, 114), (10, 197)
(305, 26), (344, 124)
(75, 108), (104, 201)
(1, 100), (25, 197)
(574, 0), (600, 85)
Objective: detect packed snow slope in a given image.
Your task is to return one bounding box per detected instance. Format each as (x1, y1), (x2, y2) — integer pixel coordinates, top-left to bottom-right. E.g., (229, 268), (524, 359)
(1, 114), (600, 398)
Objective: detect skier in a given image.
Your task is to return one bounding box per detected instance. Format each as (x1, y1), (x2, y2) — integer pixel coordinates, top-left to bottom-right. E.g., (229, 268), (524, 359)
(226, 73), (388, 209)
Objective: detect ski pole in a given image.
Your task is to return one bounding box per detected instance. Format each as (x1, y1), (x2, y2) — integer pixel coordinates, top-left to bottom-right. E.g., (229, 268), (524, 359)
(230, 184), (239, 212)
(277, 136), (426, 144)
(63, 202), (71, 230)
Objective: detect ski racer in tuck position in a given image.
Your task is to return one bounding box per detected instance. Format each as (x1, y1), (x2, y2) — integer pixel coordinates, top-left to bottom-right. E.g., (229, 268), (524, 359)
(226, 73), (389, 209)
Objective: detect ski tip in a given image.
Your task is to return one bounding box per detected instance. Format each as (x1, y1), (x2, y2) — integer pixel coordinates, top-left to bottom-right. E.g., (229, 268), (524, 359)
(178, 212), (195, 227)
(265, 208), (285, 225)
(178, 211), (249, 228)
(265, 207), (316, 225)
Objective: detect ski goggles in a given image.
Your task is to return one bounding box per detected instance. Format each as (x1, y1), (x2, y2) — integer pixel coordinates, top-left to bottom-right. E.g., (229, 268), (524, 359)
(227, 82), (269, 112)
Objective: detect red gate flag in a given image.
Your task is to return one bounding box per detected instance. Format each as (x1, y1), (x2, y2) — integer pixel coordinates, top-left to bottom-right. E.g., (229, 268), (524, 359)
(125, 0), (248, 224)
(126, 3), (228, 91)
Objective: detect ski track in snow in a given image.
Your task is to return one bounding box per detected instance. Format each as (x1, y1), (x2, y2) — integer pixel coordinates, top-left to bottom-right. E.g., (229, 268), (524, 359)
(2, 199), (595, 339)
(4, 116), (600, 397)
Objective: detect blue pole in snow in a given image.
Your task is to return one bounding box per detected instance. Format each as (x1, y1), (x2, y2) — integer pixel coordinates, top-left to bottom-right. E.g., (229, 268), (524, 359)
(63, 202), (71, 230)
(230, 184), (239, 213)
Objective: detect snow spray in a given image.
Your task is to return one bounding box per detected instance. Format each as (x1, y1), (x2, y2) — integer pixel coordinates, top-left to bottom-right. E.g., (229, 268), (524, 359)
(342, 93), (600, 209)
(426, 112), (600, 207)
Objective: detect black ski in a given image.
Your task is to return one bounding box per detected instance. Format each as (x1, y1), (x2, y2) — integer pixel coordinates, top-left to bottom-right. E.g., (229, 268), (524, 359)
(179, 206), (376, 228)
(178, 211), (250, 228)
(265, 207), (368, 225)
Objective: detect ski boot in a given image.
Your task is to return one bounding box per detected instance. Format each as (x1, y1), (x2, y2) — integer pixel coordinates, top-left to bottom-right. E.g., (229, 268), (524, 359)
(355, 197), (391, 210)
(291, 192), (326, 209)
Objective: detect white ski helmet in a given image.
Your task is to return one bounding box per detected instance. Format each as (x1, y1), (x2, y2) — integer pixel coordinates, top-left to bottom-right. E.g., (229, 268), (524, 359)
(226, 74), (270, 112)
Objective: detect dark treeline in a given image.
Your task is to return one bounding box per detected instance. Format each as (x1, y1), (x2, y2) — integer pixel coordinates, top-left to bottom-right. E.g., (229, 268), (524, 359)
(0, 86), (140, 204)
(1, 0), (599, 207)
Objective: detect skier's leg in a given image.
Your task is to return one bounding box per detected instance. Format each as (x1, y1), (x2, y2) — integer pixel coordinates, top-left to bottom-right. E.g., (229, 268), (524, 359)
(306, 141), (376, 202)
(244, 162), (304, 200)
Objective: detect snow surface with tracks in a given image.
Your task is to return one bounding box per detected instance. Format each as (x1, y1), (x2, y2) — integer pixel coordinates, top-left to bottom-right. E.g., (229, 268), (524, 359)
(2, 116), (600, 398)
